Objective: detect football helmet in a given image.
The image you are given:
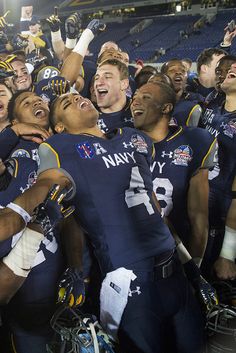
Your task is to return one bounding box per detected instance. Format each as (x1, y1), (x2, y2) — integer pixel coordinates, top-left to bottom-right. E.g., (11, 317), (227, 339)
(46, 304), (116, 353)
(206, 304), (236, 352)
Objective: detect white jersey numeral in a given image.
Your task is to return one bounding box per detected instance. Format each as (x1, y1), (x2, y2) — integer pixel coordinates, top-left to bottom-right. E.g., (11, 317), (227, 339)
(125, 166), (154, 215)
(153, 177), (173, 216)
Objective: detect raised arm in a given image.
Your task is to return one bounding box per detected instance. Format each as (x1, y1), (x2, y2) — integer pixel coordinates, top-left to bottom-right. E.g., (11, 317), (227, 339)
(0, 168), (70, 241)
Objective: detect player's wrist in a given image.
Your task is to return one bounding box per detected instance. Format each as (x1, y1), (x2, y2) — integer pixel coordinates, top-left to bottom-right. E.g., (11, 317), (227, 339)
(51, 29), (62, 42)
(219, 226), (236, 261)
(72, 28), (94, 57)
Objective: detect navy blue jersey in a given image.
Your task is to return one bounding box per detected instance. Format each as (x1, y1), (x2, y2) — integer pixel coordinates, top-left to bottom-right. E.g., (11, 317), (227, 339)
(80, 59), (97, 99)
(152, 126), (216, 244)
(0, 151), (65, 335)
(3, 226), (65, 334)
(38, 127), (175, 274)
(97, 100), (134, 133)
(0, 127), (39, 164)
(0, 157), (37, 207)
(204, 89), (225, 108)
(171, 99), (202, 127)
(200, 91), (226, 130)
(201, 107), (236, 200)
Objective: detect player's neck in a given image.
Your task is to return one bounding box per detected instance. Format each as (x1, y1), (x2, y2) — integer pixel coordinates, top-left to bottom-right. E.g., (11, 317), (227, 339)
(224, 94), (236, 112)
(79, 126), (106, 139)
(100, 95), (127, 114)
(143, 120), (169, 143)
(198, 74), (214, 88)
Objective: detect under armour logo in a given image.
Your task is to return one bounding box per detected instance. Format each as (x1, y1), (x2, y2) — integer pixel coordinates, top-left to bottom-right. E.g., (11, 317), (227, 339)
(123, 141), (134, 148)
(161, 151), (173, 158)
(220, 122), (227, 129)
(124, 117), (134, 123)
(128, 286), (141, 297)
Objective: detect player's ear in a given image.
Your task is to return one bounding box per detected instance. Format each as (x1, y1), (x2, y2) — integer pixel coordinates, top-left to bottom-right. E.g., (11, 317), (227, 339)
(162, 103), (173, 115)
(54, 122), (65, 134)
(201, 64), (208, 73)
(120, 78), (129, 91)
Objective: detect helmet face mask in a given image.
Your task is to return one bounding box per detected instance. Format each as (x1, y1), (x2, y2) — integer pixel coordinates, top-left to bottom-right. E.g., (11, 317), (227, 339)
(46, 305), (116, 353)
(206, 304), (236, 353)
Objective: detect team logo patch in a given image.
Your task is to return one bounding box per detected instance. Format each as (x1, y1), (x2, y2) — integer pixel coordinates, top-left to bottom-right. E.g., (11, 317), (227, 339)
(172, 145), (193, 166)
(222, 119), (236, 138)
(76, 142), (95, 159)
(11, 149), (30, 158)
(131, 134), (148, 154)
(28, 171), (37, 186)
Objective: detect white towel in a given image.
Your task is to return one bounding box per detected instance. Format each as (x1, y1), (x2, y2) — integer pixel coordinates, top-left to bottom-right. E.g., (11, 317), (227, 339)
(100, 267), (136, 341)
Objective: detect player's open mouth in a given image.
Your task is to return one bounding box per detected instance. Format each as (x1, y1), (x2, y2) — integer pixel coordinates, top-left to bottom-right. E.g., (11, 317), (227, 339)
(227, 71), (236, 79)
(0, 103), (4, 111)
(34, 109), (46, 118)
(97, 89), (108, 98)
(132, 109), (144, 117)
(174, 76), (183, 83)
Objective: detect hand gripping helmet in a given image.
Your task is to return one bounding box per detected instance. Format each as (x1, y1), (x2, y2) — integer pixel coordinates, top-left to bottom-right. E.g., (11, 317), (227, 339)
(206, 304), (236, 352)
(46, 304), (117, 353)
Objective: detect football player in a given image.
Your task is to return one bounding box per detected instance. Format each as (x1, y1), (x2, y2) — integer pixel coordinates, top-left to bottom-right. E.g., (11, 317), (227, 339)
(161, 59), (203, 126)
(201, 61), (236, 279)
(94, 58), (134, 132)
(131, 81), (216, 266)
(0, 92), (206, 353)
(187, 48), (226, 97)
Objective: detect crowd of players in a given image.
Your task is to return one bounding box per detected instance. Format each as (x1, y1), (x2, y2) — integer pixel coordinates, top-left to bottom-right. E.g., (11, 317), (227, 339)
(0, 4), (235, 353)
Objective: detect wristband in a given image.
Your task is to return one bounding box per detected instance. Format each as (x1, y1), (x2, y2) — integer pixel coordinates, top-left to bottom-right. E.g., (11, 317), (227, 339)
(6, 202), (31, 224)
(176, 241), (192, 264)
(3, 227), (44, 277)
(51, 29), (62, 42)
(65, 38), (76, 49)
(72, 29), (94, 57)
(219, 226), (236, 261)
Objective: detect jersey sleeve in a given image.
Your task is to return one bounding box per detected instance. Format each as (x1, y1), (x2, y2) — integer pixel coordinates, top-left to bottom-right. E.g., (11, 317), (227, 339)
(186, 104), (202, 127)
(0, 127), (19, 160)
(38, 142), (76, 199)
(200, 138), (218, 169)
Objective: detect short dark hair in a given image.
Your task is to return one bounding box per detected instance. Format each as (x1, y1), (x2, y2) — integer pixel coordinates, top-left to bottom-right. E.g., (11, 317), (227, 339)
(161, 59), (186, 74)
(8, 90), (33, 122)
(216, 54), (236, 67)
(146, 81), (176, 116)
(98, 59), (129, 80)
(135, 65), (158, 89)
(196, 48), (227, 74)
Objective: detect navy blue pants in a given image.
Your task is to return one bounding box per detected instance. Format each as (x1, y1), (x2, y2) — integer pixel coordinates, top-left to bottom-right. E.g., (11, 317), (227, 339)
(118, 256), (205, 353)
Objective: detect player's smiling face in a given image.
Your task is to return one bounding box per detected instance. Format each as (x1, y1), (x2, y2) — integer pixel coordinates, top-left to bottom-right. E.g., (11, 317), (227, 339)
(131, 83), (163, 130)
(54, 93), (99, 133)
(13, 92), (49, 129)
(215, 59), (236, 90)
(165, 62), (187, 93)
(11, 60), (32, 91)
(94, 64), (128, 111)
(221, 63), (236, 93)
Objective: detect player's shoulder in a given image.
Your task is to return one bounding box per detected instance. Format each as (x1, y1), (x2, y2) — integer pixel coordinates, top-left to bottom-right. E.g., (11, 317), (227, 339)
(183, 126), (215, 146)
(121, 127), (153, 144)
